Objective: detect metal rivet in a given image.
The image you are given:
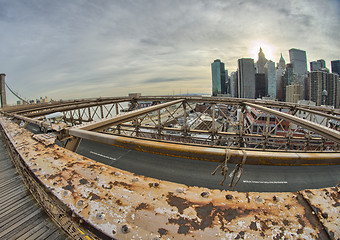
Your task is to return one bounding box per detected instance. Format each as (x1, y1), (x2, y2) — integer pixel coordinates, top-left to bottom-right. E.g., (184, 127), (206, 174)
(96, 212), (105, 220)
(131, 177), (138, 182)
(201, 192), (209, 198)
(121, 224), (130, 233)
(77, 200), (84, 207)
(225, 194), (233, 200)
(176, 188), (184, 193)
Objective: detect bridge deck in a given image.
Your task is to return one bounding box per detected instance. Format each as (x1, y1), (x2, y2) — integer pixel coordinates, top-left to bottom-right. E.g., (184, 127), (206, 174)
(0, 138), (69, 240)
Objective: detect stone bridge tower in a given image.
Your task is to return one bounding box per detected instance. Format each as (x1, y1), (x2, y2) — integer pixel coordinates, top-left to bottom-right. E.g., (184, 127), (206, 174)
(0, 73), (6, 108)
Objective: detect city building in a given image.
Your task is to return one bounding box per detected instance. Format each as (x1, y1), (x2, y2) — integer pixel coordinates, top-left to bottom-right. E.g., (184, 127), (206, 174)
(238, 58), (256, 99)
(276, 54), (286, 99)
(331, 60), (340, 76)
(264, 61), (276, 99)
(289, 48), (307, 76)
(309, 70), (327, 106)
(286, 84), (303, 103)
(278, 53), (286, 69)
(211, 59), (226, 96)
(326, 72), (339, 108)
(230, 71), (238, 98)
(310, 59), (326, 71)
(256, 48), (268, 74)
(279, 63), (295, 101)
(255, 73), (266, 98)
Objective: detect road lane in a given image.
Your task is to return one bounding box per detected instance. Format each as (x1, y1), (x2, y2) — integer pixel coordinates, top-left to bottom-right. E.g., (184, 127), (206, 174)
(26, 123), (340, 192)
(76, 139), (340, 192)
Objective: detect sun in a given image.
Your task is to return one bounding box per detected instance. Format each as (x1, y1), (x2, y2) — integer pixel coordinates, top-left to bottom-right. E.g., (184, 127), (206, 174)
(249, 40), (276, 61)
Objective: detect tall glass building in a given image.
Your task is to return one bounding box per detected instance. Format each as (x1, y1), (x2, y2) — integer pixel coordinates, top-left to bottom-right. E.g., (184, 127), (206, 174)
(289, 48), (307, 76)
(211, 59), (226, 96)
(264, 61), (276, 99)
(238, 58), (256, 99)
(331, 60), (340, 76)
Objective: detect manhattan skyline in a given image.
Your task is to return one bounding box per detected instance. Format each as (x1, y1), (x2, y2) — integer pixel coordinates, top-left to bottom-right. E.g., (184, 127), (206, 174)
(1, 0), (340, 104)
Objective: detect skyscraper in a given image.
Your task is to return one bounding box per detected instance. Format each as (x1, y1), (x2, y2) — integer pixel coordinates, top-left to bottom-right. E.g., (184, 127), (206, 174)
(289, 48), (307, 76)
(278, 53), (286, 69)
(280, 64), (295, 101)
(310, 59), (326, 72)
(211, 59), (226, 96)
(256, 47), (268, 74)
(230, 71), (238, 98)
(309, 71), (327, 106)
(331, 60), (340, 76)
(255, 73), (266, 98)
(265, 61), (276, 99)
(238, 58), (256, 99)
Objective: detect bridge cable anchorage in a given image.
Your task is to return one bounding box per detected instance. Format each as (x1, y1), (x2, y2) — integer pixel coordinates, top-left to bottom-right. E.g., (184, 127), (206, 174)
(229, 150), (247, 190)
(211, 148), (231, 186)
(5, 82), (29, 104)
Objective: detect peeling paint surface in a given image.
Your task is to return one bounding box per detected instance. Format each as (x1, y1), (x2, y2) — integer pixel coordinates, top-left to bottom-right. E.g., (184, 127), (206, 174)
(0, 115), (338, 240)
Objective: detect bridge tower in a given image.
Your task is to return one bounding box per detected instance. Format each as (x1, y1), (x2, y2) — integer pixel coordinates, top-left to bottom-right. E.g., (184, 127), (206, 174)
(0, 73), (6, 108)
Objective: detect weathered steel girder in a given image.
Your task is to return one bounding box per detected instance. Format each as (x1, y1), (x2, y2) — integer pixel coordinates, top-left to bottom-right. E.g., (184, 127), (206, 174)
(2, 96), (340, 164)
(0, 115), (339, 240)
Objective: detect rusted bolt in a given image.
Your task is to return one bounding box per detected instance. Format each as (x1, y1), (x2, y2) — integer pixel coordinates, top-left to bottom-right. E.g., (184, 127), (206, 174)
(121, 224), (130, 233)
(131, 177), (139, 182)
(77, 200), (84, 207)
(201, 192), (210, 198)
(255, 196), (264, 203)
(321, 212), (328, 219)
(149, 182), (159, 187)
(273, 196), (277, 201)
(225, 194), (233, 200)
(96, 212), (105, 220)
(112, 229), (116, 235)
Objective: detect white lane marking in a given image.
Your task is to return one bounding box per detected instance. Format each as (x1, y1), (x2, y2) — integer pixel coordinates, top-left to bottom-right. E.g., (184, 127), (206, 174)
(90, 151), (117, 161)
(243, 180), (288, 184)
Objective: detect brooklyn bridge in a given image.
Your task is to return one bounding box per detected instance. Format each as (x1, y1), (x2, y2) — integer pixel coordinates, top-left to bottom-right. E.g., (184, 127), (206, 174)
(0, 75), (339, 239)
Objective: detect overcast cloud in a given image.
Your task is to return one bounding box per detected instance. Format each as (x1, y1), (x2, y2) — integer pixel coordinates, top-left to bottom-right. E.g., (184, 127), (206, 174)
(0, 0), (339, 104)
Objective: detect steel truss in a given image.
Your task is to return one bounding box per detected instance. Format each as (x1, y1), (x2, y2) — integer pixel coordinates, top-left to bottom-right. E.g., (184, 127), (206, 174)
(2, 96), (340, 164)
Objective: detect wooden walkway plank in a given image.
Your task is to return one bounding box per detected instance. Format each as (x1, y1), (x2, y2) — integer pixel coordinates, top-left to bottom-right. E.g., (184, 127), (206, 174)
(0, 138), (68, 239)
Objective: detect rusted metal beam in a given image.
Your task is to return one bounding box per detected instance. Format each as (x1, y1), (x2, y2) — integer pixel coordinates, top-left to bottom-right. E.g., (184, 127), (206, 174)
(245, 102), (340, 144)
(68, 128), (340, 165)
(64, 136), (82, 152)
(23, 99), (130, 118)
(295, 106), (340, 122)
(78, 99), (185, 132)
(1, 115), (338, 240)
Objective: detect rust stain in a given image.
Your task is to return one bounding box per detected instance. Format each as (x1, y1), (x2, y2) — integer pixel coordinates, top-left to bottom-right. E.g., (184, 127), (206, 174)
(0, 115), (339, 240)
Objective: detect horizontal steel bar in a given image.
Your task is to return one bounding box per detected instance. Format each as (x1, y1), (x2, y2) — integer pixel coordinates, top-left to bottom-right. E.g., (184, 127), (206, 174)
(77, 99), (185, 132)
(69, 128), (340, 165)
(245, 102), (340, 144)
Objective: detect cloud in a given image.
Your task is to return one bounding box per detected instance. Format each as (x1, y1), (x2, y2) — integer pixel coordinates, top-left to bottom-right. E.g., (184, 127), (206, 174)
(0, 0), (339, 104)
(143, 77), (195, 84)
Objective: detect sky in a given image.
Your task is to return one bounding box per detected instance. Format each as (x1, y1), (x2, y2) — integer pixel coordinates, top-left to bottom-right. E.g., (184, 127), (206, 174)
(1, 0), (340, 104)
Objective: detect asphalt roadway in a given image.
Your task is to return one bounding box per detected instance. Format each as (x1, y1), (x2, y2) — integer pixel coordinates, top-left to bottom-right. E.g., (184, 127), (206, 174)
(27, 124), (340, 192)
